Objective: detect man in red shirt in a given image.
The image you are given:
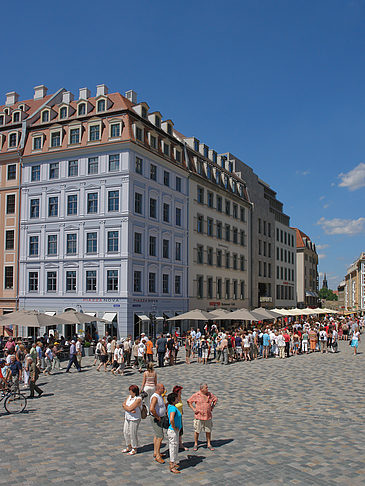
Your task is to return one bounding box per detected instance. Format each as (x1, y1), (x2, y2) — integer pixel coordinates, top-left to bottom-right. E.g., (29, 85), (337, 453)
(187, 383), (218, 451)
(283, 330), (291, 358)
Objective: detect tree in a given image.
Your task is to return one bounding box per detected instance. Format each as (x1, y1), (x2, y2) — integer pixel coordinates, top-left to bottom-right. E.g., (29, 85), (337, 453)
(318, 288), (338, 301)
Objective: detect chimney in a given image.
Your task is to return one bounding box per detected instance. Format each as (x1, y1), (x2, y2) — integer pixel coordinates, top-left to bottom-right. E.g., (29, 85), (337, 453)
(34, 85), (48, 100)
(125, 90), (137, 104)
(79, 87), (90, 100)
(96, 84), (108, 97)
(62, 91), (74, 104)
(5, 91), (19, 106)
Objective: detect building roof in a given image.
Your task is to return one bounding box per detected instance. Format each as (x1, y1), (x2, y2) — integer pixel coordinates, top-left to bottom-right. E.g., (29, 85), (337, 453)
(292, 227), (317, 252)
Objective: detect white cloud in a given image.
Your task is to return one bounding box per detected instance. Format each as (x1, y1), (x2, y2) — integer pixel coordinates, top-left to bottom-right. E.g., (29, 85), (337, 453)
(338, 162), (365, 191)
(322, 203), (330, 209)
(296, 170), (310, 176)
(318, 253), (326, 259)
(317, 217), (365, 235)
(319, 196), (325, 201)
(316, 244), (329, 250)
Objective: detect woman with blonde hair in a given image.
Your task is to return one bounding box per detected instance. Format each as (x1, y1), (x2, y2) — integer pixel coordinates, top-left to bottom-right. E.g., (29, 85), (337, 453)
(141, 361), (157, 408)
(122, 384), (142, 455)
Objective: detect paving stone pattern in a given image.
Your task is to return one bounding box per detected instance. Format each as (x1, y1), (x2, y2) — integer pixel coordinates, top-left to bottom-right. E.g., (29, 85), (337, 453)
(1, 342), (364, 485)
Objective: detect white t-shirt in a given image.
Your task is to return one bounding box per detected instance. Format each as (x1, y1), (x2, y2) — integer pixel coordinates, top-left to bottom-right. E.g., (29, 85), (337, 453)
(125, 395), (142, 421)
(277, 334), (285, 347)
(113, 348), (119, 361)
(243, 336), (249, 348)
(106, 342), (112, 352)
(138, 343), (145, 357)
(150, 392), (165, 417)
(319, 330), (327, 341)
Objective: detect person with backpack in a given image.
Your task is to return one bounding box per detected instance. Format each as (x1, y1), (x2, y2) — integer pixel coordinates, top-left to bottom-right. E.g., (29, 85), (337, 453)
(122, 384), (143, 455)
(319, 328), (328, 353)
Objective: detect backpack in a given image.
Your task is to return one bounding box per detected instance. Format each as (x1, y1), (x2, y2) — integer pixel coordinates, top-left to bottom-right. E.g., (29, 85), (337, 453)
(141, 403), (148, 419)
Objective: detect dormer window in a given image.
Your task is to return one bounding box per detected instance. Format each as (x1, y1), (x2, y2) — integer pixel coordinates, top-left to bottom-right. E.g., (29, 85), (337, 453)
(136, 127), (143, 141)
(9, 133), (17, 147)
(0, 115), (4, 126)
(204, 147), (208, 158)
(89, 123), (101, 141)
(13, 112), (20, 123)
(4, 108), (10, 116)
(155, 115), (160, 128)
(60, 107), (68, 119)
(78, 103), (86, 116)
(97, 99), (105, 112)
(51, 131), (61, 147)
(41, 110), (49, 123)
(110, 123), (121, 138)
(213, 152), (217, 163)
(19, 104), (25, 111)
(167, 124), (172, 136)
(163, 142), (170, 156)
(194, 140), (199, 152)
(33, 136), (43, 150)
(141, 106), (148, 119)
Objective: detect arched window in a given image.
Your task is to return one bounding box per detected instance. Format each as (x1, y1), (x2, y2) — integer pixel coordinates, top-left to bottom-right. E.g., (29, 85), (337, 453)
(60, 107), (67, 119)
(97, 99), (105, 112)
(13, 112), (20, 123)
(41, 111), (49, 123)
(78, 103), (86, 116)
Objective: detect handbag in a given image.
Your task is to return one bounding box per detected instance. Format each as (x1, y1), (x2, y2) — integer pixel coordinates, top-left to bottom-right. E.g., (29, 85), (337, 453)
(155, 415), (169, 429)
(141, 403), (148, 419)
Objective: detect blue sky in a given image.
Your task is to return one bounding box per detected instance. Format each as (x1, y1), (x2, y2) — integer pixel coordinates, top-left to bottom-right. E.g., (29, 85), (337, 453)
(2, 0), (365, 288)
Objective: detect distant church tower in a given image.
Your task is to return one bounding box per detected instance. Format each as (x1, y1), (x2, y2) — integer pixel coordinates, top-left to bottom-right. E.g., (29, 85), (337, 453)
(322, 273), (328, 289)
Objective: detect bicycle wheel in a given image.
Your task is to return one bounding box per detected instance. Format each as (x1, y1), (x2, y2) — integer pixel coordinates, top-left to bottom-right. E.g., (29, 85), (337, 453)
(4, 393), (27, 414)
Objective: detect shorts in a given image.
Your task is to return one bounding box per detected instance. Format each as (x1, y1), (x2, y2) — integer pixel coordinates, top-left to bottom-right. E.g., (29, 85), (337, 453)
(228, 348), (233, 357)
(100, 355), (107, 363)
(151, 416), (164, 438)
(202, 349), (208, 359)
(194, 418), (213, 434)
(236, 346), (242, 354)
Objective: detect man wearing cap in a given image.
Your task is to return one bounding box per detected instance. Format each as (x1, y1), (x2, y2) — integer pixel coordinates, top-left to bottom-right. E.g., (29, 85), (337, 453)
(65, 340), (81, 373)
(52, 342), (62, 370)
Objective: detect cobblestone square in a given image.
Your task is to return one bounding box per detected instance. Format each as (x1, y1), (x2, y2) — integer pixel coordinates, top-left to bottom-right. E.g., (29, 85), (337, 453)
(1, 342), (364, 485)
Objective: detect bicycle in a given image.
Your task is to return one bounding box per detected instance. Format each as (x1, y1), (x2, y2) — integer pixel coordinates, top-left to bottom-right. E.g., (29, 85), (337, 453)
(0, 383), (27, 414)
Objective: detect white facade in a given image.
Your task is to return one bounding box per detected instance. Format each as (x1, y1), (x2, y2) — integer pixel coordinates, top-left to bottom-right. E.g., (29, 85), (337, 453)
(19, 144), (189, 338)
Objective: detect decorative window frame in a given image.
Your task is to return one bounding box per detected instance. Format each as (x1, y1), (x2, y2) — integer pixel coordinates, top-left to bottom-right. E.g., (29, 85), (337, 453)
(96, 95), (110, 113)
(88, 120), (102, 143)
(41, 109), (51, 123)
(174, 147), (182, 163)
(108, 117), (123, 140)
(133, 122), (144, 143)
(49, 126), (63, 149)
(8, 131), (19, 150)
(76, 100), (92, 117)
(68, 122), (82, 146)
(12, 110), (22, 123)
(31, 132), (45, 152)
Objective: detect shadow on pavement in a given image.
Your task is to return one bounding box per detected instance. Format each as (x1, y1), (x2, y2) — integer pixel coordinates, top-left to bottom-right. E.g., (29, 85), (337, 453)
(179, 454), (205, 470)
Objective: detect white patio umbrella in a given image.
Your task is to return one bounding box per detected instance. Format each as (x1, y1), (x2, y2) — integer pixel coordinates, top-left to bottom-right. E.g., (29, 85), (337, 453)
(56, 310), (110, 324)
(310, 308), (328, 315)
(225, 308), (259, 321)
(0, 310), (66, 327)
(272, 308), (293, 316)
(167, 309), (212, 321)
(251, 307), (280, 320)
(207, 309), (229, 318)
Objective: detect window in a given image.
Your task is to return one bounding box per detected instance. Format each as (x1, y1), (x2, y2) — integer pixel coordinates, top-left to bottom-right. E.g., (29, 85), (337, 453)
(162, 239), (169, 258)
(175, 242), (181, 261)
(149, 236), (156, 256)
(29, 272), (38, 292)
(175, 151), (181, 163)
(240, 281), (245, 299)
(176, 207), (182, 226)
(48, 197), (58, 217)
(60, 107), (67, 119)
(197, 276), (203, 298)
(175, 275), (181, 295)
(225, 200), (230, 215)
(263, 221), (267, 236)
(217, 278), (222, 299)
(29, 236), (39, 256)
(68, 160), (78, 177)
(70, 128), (80, 144)
(134, 271), (142, 292)
(88, 157), (98, 174)
(207, 192), (213, 208)
(197, 245), (203, 264)
(207, 277), (213, 299)
(197, 215), (203, 233)
(86, 232), (97, 253)
(163, 142), (169, 156)
(233, 204), (238, 218)
(259, 261), (262, 277)
(162, 274), (169, 293)
(149, 272), (156, 293)
(109, 154), (120, 172)
(216, 249), (222, 267)
(7, 164), (16, 180)
(136, 127), (143, 141)
(9, 133), (17, 147)
(176, 177), (181, 192)
(87, 193), (98, 213)
(107, 190), (119, 212)
(107, 231), (119, 252)
(258, 218), (262, 234)
(240, 207), (245, 222)
(163, 171), (170, 186)
(134, 232), (142, 253)
(51, 131), (61, 147)
(150, 164), (157, 181)
(135, 157), (143, 174)
(110, 123), (120, 138)
(217, 196), (222, 212)
(66, 234), (77, 254)
(4, 267), (13, 289)
(150, 135), (157, 149)
(89, 125), (100, 141)
(225, 251), (230, 269)
(207, 247), (213, 265)
(134, 193), (142, 214)
(0, 115), (4, 126)
(258, 239), (262, 255)
(66, 271), (76, 292)
(78, 103), (86, 116)
(33, 136), (42, 150)
(233, 280), (238, 299)
(207, 218), (213, 236)
(97, 99), (106, 112)
(233, 227), (238, 244)
(155, 115), (161, 128)
(5, 230), (14, 250)
(31, 165), (40, 181)
(149, 198), (157, 218)
(6, 195), (15, 214)
(225, 224), (230, 241)
(41, 111), (49, 123)
(233, 254), (237, 270)
(206, 165), (212, 180)
(47, 271), (57, 292)
(197, 187), (204, 204)
(66, 195), (77, 215)
(30, 199), (39, 218)
(216, 221), (222, 239)
(47, 234), (58, 255)
(107, 270), (118, 291)
(163, 203), (170, 222)
(268, 223), (271, 237)
(225, 279), (230, 299)
(49, 162), (59, 179)
(240, 255), (246, 271)
(86, 271), (97, 292)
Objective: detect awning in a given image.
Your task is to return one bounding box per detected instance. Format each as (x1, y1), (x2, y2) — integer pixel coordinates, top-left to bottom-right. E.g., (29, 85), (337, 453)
(102, 312), (117, 322)
(45, 311), (56, 316)
(156, 316), (164, 321)
(85, 312), (97, 317)
(137, 314), (150, 322)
